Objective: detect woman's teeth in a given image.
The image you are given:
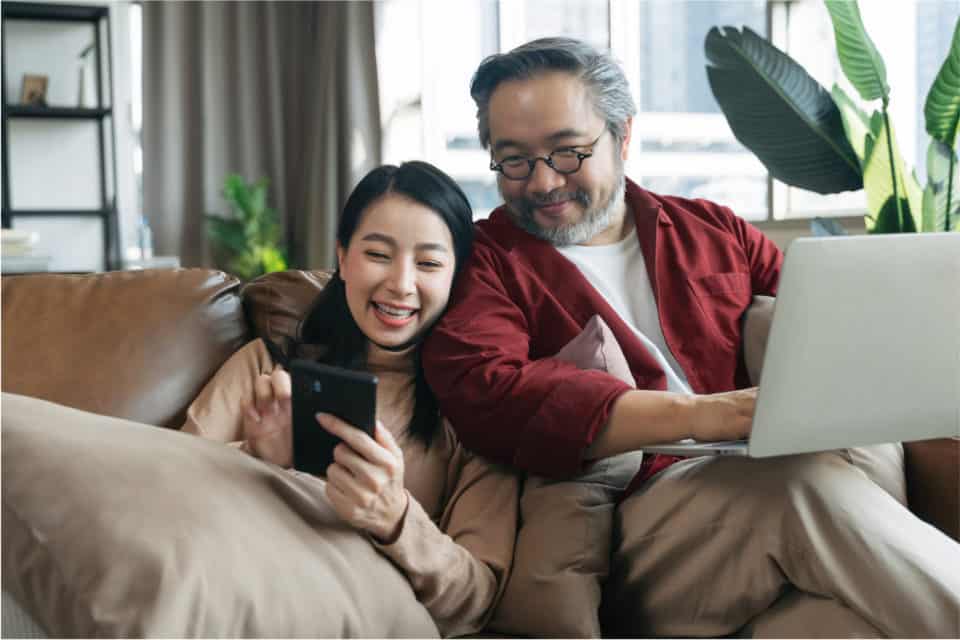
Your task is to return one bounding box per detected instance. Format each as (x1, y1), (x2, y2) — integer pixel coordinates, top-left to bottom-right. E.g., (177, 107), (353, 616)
(373, 302), (415, 318)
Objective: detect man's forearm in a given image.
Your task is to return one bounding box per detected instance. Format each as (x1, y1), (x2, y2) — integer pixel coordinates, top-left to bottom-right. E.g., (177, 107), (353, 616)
(586, 386), (757, 459)
(585, 390), (692, 458)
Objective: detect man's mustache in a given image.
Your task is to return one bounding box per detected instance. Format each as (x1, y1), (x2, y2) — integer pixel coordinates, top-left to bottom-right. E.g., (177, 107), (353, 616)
(519, 189), (591, 211)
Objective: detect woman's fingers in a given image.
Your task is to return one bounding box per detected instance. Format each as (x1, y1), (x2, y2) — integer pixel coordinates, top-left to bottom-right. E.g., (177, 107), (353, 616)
(374, 421), (403, 458)
(326, 462), (365, 503)
(316, 413), (395, 468)
(270, 367), (292, 409)
(332, 442), (375, 482)
(253, 373), (276, 414)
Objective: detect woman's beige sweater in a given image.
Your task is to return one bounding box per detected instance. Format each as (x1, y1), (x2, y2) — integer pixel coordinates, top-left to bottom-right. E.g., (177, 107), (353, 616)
(181, 339), (520, 637)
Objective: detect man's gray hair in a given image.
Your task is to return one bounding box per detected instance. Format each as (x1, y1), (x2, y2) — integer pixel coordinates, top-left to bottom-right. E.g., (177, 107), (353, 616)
(470, 37), (637, 149)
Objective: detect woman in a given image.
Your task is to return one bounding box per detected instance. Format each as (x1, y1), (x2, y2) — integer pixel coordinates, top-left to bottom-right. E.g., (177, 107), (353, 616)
(181, 161), (519, 638)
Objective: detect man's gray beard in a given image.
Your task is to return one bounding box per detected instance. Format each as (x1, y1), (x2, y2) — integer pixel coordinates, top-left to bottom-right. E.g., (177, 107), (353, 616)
(501, 170), (627, 246)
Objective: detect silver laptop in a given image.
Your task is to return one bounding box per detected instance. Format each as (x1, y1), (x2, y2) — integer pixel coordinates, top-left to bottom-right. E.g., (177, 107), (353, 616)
(644, 232), (960, 458)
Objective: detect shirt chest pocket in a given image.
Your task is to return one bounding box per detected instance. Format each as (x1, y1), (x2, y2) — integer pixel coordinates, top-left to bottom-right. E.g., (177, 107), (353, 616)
(686, 272), (753, 349)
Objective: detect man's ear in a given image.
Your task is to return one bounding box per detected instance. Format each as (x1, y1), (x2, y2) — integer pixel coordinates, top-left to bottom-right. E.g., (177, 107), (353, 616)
(620, 116), (633, 162)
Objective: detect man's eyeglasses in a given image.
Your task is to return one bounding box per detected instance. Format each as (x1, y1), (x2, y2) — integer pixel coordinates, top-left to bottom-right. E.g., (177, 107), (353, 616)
(489, 130), (606, 181)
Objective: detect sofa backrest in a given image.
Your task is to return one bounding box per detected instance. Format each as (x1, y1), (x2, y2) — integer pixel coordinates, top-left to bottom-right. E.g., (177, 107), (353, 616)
(1, 269), (248, 428)
(241, 269), (332, 349)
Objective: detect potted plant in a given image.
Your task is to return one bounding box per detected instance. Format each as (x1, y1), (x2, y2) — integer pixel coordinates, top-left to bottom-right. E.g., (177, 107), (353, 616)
(705, 0), (959, 233)
(206, 174), (288, 280)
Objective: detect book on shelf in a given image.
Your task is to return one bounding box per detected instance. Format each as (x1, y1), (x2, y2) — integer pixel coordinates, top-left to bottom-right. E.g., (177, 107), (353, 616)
(1, 229), (51, 273)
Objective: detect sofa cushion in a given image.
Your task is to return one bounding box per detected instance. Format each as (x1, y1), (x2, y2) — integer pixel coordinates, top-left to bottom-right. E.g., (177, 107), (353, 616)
(1, 269), (248, 428)
(1, 392), (439, 638)
(242, 269), (332, 350)
(487, 315), (641, 638)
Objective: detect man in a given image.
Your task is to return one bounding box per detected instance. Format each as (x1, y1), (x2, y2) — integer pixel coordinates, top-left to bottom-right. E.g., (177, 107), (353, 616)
(422, 37), (959, 637)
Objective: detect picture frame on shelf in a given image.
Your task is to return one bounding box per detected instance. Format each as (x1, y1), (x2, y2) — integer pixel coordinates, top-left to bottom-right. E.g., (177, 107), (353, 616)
(20, 74), (48, 106)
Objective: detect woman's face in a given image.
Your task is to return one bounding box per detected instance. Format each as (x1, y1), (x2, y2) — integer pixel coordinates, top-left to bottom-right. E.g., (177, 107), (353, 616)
(337, 192), (457, 351)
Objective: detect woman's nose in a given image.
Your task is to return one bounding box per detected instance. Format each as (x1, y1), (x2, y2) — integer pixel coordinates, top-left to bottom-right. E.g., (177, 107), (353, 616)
(387, 260), (416, 295)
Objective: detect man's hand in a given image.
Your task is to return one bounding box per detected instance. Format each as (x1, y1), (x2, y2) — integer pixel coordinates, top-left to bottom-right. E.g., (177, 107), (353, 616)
(241, 367), (293, 467)
(685, 387), (757, 442)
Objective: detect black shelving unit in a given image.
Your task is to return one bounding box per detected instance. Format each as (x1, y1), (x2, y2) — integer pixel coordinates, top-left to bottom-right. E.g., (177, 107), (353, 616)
(1, 1), (120, 271)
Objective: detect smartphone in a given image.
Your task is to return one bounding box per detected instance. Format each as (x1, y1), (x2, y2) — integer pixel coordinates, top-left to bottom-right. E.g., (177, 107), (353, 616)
(289, 359), (378, 476)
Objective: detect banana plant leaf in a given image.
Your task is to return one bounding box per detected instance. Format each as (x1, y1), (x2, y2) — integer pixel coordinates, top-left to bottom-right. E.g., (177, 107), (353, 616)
(923, 139), (960, 232)
(705, 26), (863, 194)
(831, 84), (871, 165)
(824, 0), (889, 103)
(862, 111), (922, 233)
(924, 19), (960, 149)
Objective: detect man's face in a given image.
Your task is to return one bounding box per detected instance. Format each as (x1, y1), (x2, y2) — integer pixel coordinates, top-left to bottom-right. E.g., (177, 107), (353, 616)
(487, 71), (632, 246)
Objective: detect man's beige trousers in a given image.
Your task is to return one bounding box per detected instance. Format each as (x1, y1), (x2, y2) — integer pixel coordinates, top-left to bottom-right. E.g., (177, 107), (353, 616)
(604, 444), (960, 638)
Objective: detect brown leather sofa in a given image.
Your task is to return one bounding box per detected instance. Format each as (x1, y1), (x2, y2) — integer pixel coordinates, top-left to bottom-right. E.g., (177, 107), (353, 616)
(2, 268), (958, 635)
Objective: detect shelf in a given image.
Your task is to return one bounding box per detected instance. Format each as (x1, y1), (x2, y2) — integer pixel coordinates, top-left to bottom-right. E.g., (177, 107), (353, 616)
(4, 209), (111, 218)
(2, 2), (108, 22)
(4, 106), (111, 119)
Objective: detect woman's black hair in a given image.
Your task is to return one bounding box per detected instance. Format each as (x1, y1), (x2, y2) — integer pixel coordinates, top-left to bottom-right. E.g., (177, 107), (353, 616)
(289, 160), (474, 448)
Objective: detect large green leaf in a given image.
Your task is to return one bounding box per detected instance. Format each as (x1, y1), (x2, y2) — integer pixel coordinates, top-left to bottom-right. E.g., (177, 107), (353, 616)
(824, 0), (889, 102)
(924, 18), (960, 149)
(705, 26), (862, 193)
(923, 138), (960, 232)
(862, 111), (920, 233)
(831, 84), (871, 165)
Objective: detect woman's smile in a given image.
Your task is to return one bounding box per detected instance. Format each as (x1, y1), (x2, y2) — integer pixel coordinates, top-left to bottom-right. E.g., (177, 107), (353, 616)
(371, 301), (419, 327)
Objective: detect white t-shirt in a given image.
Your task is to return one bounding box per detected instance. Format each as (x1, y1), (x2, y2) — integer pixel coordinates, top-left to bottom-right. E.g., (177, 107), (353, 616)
(557, 232), (692, 394)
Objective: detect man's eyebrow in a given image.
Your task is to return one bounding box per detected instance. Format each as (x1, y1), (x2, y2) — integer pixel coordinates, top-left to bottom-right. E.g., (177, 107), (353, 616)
(360, 233), (449, 253)
(492, 129), (591, 152)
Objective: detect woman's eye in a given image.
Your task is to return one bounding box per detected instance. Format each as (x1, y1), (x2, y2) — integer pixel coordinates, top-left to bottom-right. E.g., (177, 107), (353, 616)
(418, 260), (443, 269)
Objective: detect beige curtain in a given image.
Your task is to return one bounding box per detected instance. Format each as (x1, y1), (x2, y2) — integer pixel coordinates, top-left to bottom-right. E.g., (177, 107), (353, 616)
(142, 1), (381, 269)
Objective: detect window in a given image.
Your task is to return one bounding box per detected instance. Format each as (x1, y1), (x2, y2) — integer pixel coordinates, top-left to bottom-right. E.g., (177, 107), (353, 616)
(376, 0), (960, 223)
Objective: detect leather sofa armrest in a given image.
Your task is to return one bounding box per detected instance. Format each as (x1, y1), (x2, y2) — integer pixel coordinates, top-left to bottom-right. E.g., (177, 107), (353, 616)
(904, 437), (959, 541)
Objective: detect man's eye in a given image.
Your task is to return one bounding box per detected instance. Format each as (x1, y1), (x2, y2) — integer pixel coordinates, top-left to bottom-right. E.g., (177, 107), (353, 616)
(418, 260), (443, 269)
(500, 156), (528, 167)
(552, 148), (579, 158)
(365, 251), (389, 260)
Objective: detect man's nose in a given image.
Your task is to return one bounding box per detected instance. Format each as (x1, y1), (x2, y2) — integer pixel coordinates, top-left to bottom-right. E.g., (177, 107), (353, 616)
(525, 157), (566, 195)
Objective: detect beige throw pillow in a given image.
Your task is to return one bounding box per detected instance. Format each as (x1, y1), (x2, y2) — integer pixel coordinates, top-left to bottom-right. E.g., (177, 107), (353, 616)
(1, 392), (438, 638)
(488, 315), (643, 638)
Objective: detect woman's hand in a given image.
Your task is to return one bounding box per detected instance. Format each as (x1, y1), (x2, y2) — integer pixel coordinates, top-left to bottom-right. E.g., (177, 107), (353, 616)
(241, 367), (293, 467)
(686, 387), (757, 442)
(317, 413), (409, 544)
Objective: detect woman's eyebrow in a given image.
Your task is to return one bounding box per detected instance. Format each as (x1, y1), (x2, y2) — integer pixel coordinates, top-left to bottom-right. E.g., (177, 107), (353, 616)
(360, 232), (396, 246)
(360, 233), (448, 253)
(416, 243), (449, 253)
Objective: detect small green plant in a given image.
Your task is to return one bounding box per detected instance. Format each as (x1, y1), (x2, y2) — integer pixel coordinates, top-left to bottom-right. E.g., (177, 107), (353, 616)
(206, 175), (288, 280)
(705, 1), (959, 233)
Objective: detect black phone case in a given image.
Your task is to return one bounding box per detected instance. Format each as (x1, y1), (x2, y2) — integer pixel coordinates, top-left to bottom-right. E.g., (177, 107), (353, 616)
(289, 359), (378, 476)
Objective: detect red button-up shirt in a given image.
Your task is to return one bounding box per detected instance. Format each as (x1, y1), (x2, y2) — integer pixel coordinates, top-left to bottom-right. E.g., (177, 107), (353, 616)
(422, 179), (783, 479)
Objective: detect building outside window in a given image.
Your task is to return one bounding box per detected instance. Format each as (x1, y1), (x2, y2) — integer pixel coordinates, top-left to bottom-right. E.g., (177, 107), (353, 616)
(376, 0), (960, 224)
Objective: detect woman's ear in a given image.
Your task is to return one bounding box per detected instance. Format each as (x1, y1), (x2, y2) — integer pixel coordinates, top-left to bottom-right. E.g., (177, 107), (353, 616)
(335, 242), (345, 277)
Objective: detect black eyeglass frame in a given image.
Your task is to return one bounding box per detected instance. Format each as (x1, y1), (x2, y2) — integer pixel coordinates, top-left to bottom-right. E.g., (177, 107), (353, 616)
(489, 129), (607, 181)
